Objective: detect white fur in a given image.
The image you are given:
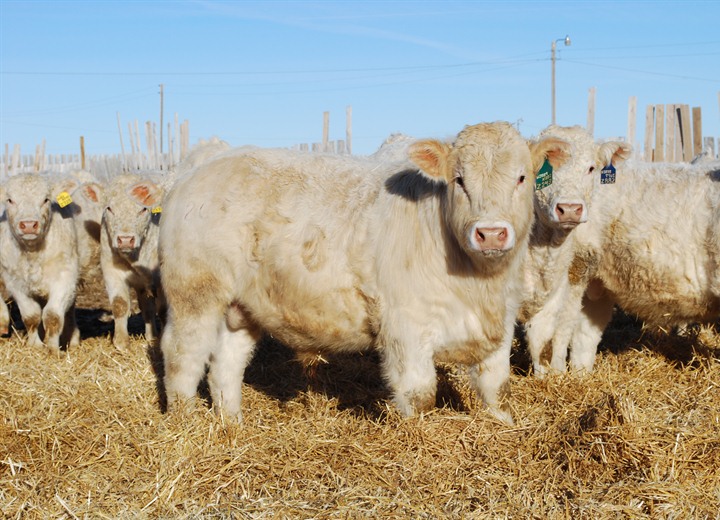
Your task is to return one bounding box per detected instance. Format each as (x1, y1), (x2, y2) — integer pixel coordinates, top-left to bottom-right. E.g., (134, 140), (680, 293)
(0, 173), (80, 350)
(159, 122), (570, 423)
(99, 172), (165, 350)
(519, 125), (632, 377)
(563, 158), (720, 373)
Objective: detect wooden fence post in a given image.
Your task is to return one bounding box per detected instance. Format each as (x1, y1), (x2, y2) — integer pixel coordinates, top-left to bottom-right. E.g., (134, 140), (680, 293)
(346, 105), (353, 155)
(80, 136), (86, 170)
(665, 104), (676, 162)
(322, 111), (330, 152)
(654, 105), (664, 163)
(643, 105), (653, 161)
(678, 104), (692, 161)
(626, 94), (635, 147)
(703, 136), (716, 158)
(692, 106), (702, 158)
(587, 87), (596, 135)
(117, 112), (127, 171)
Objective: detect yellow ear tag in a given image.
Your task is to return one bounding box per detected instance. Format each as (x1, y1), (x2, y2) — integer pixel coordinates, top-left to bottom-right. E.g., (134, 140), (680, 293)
(151, 206), (162, 214)
(56, 191), (73, 208)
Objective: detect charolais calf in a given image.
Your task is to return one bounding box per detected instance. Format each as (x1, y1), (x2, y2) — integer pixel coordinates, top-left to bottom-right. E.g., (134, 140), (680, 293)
(519, 125), (632, 377)
(159, 122), (570, 424)
(0, 173), (80, 351)
(563, 158), (720, 373)
(99, 172), (165, 350)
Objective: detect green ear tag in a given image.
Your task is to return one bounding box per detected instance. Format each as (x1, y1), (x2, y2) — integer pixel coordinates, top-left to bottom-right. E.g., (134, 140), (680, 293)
(535, 159), (553, 191)
(56, 191), (73, 208)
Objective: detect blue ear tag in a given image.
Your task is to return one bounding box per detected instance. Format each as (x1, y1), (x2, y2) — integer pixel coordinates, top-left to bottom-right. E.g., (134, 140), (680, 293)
(535, 159), (553, 191)
(600, 163), (616, 184)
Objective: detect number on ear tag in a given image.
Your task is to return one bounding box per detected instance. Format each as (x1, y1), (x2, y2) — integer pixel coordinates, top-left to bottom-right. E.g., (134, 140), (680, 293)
(600, 164), (616, 184)
(56, 191), (73, 208)
(535, 159), (553, 191)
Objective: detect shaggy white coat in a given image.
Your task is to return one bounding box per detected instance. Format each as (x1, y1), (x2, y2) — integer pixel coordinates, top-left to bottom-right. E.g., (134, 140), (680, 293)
(0, 173), (80, 350)
(159, 122), (570, 424)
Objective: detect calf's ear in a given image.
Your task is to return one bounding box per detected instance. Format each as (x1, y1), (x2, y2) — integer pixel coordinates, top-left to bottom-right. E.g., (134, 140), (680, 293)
(74, 182), (104, 205)
(54, 178), (81, 198)
(530, 137), (571, 173)
(408, 139), (453, 182)
(598, 141), (633, 167)
(127, 181), (162, 208)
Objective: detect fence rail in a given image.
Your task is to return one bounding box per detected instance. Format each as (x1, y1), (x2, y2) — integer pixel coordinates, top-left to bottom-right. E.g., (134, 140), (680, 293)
(4, 97), (718, 180)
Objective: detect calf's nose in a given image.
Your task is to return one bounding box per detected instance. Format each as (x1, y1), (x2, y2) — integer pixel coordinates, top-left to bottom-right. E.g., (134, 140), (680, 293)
(475, 227), (508, 251)
(555, 203), (584, 223)
(19, 220), (40, 234)
(117, 235), (136, 250)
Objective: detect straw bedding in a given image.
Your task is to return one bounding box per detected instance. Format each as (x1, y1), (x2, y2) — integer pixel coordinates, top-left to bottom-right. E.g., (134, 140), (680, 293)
(1, 305), (719, 519)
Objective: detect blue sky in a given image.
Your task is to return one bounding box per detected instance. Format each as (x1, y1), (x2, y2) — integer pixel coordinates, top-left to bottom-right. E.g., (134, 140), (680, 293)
(1, 0), (719, 158)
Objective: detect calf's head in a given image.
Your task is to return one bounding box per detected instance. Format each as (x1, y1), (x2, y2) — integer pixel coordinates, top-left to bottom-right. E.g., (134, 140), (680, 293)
(408, 121), (570, 261)
(534, 125), (632, 230)
(1, 173), (65, 250)
(102, 174), (163, 258)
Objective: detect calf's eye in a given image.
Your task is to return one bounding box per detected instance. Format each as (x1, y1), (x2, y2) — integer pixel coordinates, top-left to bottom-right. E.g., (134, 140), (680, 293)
(588, 166), (595, 174)
(454, 176), (465, 188)
(517, 175), (526, 185)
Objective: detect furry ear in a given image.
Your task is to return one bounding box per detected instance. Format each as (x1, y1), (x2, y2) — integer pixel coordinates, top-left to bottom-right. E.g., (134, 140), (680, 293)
(127, 181), (162, 208)
(530, 137), (572, 173)
(74, 182), (103, 204)
(598, 141), (633, 167)
(53, 178), (81, 199)
(407, 139), (453, 182)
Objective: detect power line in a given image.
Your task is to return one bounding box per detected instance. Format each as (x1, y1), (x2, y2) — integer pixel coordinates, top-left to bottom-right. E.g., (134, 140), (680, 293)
(564, 59), (720, 83)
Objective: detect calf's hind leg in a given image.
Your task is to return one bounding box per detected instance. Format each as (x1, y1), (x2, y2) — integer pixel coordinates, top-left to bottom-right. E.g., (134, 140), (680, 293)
(207, 302), (260, 422)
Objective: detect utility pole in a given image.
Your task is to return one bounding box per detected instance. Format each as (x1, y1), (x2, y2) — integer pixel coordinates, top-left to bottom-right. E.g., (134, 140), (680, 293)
(551, 35), (571, 125)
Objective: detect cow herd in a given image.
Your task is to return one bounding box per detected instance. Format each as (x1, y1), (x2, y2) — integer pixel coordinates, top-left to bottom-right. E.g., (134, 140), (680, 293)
(1, 123), (719, 425)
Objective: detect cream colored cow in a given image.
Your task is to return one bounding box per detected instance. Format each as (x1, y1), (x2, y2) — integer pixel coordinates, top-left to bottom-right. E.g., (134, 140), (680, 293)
(99, 173), (165, 350)
(159, 122), (570, 424)
(560, 158), (720, 373)
(0, 173), (80, 351)
(519, 125), (632, 377)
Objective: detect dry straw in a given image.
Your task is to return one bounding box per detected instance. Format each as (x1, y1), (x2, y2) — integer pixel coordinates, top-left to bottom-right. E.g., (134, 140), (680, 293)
(1, 308), (719, 519)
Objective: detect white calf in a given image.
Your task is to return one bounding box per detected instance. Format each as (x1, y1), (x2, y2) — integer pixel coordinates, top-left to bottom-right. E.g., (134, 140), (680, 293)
(0, 173), (80, 350)
(520, 126), (632, 376)
(159, 122), (570, 423)
(99, 173), (164, 350)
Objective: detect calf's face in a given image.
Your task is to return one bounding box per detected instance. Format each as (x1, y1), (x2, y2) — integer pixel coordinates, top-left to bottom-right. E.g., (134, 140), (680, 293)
(2, 174), (56, 248)
(534, 125), (632, 230)
(409, 122), (570, 259)
(102, 179), (162, 257)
